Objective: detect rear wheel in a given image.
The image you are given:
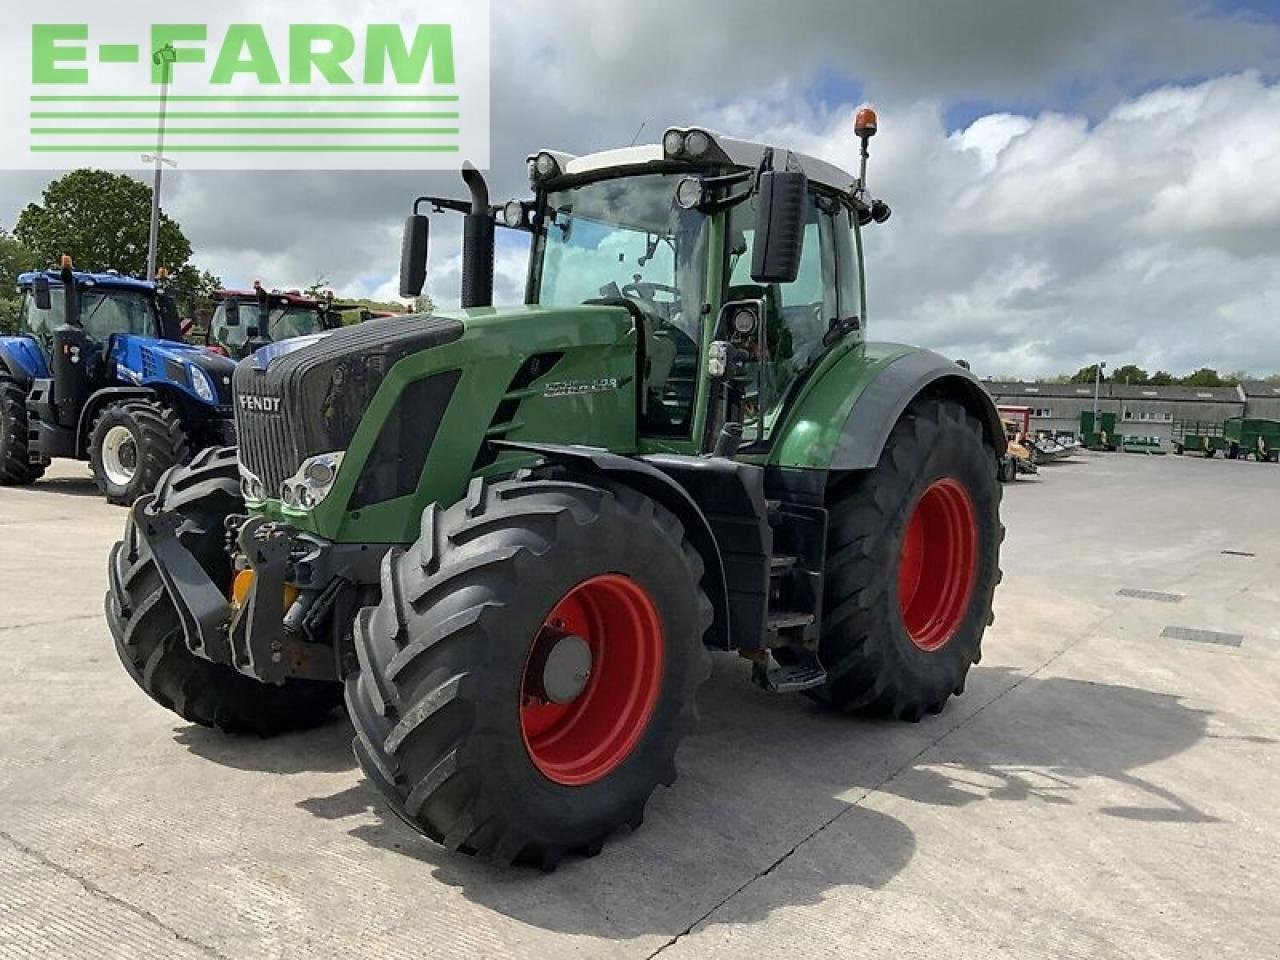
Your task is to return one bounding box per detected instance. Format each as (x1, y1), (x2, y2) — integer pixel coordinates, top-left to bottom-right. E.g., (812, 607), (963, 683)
(0, 372), (44, 486)
(816, 399), (1002, 720)
(105, 447), (343, 735)
(347, 476), (713, 867)
(89, 400), (190, 506)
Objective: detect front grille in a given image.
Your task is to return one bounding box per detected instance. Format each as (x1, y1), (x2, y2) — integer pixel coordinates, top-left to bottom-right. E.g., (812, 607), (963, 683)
(234, 375), (300, 491)
(233, 315), (465, 495)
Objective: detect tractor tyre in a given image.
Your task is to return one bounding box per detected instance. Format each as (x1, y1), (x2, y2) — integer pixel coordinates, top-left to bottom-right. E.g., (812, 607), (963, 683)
(89, 400), (190, 506)
(0, 372), (44, 486)
(105, 446), (343, 735)
(1173, 445), (1183, 456)
(347, 476), (713, 868)
(816, 399), (1003, 721)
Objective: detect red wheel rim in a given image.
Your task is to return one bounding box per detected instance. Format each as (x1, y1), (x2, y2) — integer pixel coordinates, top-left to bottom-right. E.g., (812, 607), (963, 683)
(519, 574), (665, 786)
(897, 478), (979, 652)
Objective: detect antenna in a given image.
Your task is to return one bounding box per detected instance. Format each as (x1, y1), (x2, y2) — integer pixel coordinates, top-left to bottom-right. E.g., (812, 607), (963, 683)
(630, 122), (647, 147)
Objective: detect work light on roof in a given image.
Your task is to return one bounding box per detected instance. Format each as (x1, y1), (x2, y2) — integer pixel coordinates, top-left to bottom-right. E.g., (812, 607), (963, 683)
(663, 130), (687, 158)
(685, 130), (712, 158)
(532, 152), (560, 180)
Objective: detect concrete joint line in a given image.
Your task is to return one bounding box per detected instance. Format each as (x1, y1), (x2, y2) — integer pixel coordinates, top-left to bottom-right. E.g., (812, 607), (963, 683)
(0, 829), (232, 960)
(644, 615), (1107, 960)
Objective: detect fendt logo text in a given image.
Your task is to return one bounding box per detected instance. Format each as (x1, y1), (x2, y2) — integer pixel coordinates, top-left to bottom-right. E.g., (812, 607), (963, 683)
(0, 1), (490, 171)
(239, 395), (283, 415)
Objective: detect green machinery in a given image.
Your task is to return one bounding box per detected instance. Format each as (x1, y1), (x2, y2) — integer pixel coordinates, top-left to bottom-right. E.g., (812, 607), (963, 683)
(1081, 411), (1119, 451)
(105, 115), (1006, 867)
(1172, 420), (1225, 457)
(1224, 418), (1280, 462)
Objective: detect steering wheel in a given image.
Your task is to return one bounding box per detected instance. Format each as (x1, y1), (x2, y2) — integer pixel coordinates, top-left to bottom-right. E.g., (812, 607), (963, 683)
(622, 281), (681, 304)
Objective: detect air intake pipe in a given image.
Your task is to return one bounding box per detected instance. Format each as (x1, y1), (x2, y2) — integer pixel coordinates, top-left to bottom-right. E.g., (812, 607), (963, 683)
(460, 163), (494, 309)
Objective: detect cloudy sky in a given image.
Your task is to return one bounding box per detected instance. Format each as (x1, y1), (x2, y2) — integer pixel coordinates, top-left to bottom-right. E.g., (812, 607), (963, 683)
(3, 0), (1279, 378)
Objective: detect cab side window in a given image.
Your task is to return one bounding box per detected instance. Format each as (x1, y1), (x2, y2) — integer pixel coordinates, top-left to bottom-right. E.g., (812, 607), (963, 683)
(726, 191), (844, 421)
(19, 289), (61, 357)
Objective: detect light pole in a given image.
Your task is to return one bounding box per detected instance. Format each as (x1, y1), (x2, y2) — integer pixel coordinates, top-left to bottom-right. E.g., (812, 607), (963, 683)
(145, 44), (178, 281)
(1093, 361), (1108, 426)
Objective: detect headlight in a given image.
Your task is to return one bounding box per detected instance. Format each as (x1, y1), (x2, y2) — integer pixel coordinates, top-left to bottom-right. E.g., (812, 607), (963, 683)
(663, 130), (687, 158)
(190, 366), (218, 404)
(280, 452), (345, 513)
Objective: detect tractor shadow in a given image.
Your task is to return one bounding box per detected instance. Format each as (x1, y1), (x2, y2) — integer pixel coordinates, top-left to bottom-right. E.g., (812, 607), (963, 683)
(7, 475), (105, 500)
(292, 657), (1217, 939)
(175, 711), (356, 775)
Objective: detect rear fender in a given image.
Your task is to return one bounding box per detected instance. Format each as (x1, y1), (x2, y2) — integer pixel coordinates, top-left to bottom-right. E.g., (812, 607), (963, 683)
(770, 344), (1006, 473)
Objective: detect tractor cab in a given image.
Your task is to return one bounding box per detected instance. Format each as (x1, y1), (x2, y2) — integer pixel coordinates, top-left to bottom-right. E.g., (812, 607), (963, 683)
(0, 258), (236, 503)
(207, 284), (346, 360)
(401, 120), (890, 459)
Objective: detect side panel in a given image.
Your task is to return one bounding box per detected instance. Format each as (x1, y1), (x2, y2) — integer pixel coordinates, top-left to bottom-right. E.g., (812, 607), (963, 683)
(0, 336), (49, 383)
(300, 306), (640, 545)
(767, 342), (1006, 472)
(111, 335), (236, 410)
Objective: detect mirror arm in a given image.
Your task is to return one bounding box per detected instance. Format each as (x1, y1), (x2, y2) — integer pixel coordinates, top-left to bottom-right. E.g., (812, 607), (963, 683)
(413, 195), (472, 216)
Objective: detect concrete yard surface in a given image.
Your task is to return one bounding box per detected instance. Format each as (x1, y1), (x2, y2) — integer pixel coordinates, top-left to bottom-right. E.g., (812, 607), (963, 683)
(1, 453), (1277, 959)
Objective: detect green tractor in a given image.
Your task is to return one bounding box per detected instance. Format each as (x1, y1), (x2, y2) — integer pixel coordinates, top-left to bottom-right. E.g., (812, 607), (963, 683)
(106, 112), (1005, 867)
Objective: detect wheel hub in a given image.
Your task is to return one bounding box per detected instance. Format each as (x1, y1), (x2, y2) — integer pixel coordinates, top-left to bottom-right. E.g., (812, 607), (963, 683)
(898, 478), (979, 652)
(519, 574), (665, 786)
(101, 425), (139, 486)
(526, 630), (593, 705)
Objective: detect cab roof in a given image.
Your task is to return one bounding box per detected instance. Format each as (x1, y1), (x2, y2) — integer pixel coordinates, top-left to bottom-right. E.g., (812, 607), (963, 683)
(539, 127), (857, 194)
(214, 289), (325, 308)
(17, 270), (157, 293)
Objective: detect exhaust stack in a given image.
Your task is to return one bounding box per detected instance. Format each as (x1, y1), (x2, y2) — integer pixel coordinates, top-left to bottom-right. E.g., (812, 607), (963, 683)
(460, 163), (494, 309)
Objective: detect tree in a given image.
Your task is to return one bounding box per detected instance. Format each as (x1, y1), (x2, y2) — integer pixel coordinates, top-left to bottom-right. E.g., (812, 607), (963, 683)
(305, 274), (332, 299)
(1111, 364), (1149, 385)
(1069, 364), (1107, 385)
(1180, 368), (1224, 387)
(0, 228), (37, 335)
(15, 169), (194, 279)
(166, 265), (222, 320)
(1149, 371), (1174, 386)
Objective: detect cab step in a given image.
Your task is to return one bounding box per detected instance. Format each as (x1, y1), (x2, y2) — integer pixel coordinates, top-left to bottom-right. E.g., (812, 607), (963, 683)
(768, 610), (815, 632)
(751, 650), (827, 694)
(769, 554), (797, 575)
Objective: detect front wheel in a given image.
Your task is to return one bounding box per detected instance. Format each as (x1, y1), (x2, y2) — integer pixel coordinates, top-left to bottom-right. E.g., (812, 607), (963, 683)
(105, 447), (344, 735)
(347, 476), (713, 868)
(89, 400), (190, 506)
(817, 399), (1003, 721)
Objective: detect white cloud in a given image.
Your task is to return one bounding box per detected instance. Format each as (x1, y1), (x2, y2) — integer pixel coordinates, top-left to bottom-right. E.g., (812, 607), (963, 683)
(695, 72), (1280, 377)
(2, 4), (1278, 376)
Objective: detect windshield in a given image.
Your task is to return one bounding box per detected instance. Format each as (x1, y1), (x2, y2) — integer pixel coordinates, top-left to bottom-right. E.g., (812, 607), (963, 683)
(533, 172), (710, 436)
(21, 286), (158, 352)
(536, 173), (708, 336)
(210, 301), (326, 353)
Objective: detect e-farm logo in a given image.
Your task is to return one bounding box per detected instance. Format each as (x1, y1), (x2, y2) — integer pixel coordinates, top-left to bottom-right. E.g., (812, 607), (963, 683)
(2, 1), (490, 171)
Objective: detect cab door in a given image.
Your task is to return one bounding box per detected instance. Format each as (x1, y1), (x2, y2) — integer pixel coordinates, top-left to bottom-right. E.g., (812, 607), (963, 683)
(724, 189), (862, 442)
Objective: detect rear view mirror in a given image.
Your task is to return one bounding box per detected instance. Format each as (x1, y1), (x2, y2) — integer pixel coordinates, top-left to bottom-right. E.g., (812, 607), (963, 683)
(224, 299), (241, 327)
(400, 214), (430, 298)
(751, 170), (808, 284)
(34, 276), (51, 311)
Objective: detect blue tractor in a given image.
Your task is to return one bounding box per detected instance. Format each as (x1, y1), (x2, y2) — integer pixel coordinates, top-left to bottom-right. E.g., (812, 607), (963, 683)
(0, 258), (237, 504)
